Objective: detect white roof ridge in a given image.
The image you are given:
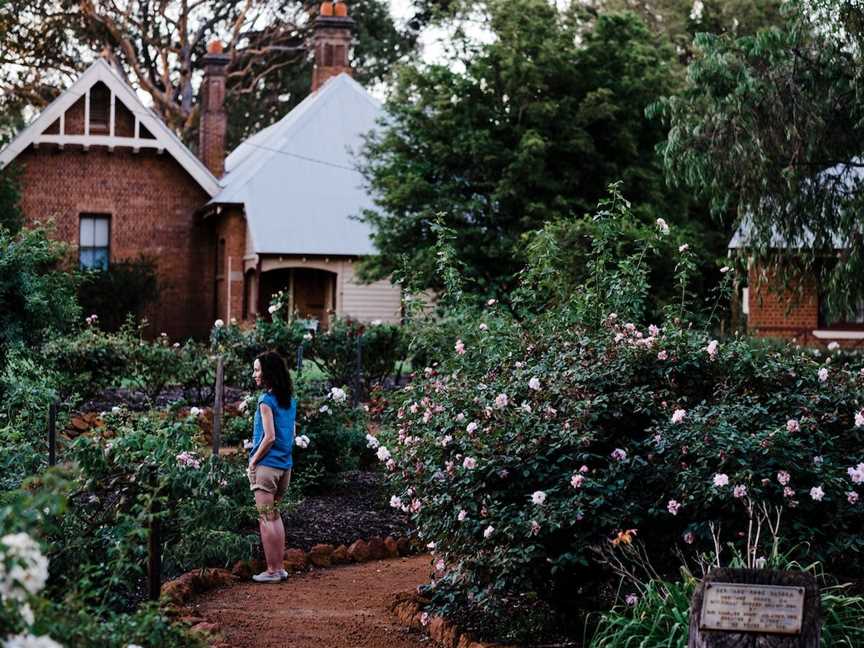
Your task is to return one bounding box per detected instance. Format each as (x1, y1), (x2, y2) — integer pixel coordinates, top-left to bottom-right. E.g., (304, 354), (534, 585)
(0, 58), (220, 196)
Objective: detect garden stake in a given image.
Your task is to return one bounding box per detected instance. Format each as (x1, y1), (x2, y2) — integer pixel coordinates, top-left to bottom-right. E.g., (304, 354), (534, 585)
(47, 401), (57, 467)
(147, 466), (162, 602)
(212, 355), (224, 457)
(353, 334), (363, 406)
(296, 342), (304, 375)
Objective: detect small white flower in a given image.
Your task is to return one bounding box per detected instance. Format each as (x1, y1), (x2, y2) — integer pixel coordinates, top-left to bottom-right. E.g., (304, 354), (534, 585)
(454, 339), (466, 355)
(457, 509), (468, 522)
(528, 377), (541, 391)
(483, 525), (494, 539)
(214, 319), (225, 328)
(111, 406), (121, 414)
(678, 243), (689, 253)
(810, 486), (825, 502)
(570, 473), (584, 488)
(365, 433), (380, 449)
(655, 218), (669, 235)
(671, 409), (686, 424)
(827, 341), (840, 351)
(303, 332), (313, 341)
(818, 367), (829, 383)
(787, 419), (800, 433)
(294, 435), (310, 449)
(243, 439), (253, 450)
(420, 612), (430, 626)
(319, 405), (331, 414)
(531, 490), (546, 506)
(733, 484), (747, 498)
(389, 496), (402, 509)
(487, 298), (497, 306)
(330, 387), (347, 403)
(479, 323), (488, 331)
(713, 473), (729, 488)
(625, 593), (639, 606)
(268, 304), (280, 314)
(667, 499), (681, 515)
(189, 406), (202, 417)
(855, 411), (864, 428)
(720, 266), (730, 273)
(466, 421), (479, 434)
(494, 393), (509, 408)
(610, 448), (627, 462)
(463, 456), (477, 469)
(376, 446), (391, 462)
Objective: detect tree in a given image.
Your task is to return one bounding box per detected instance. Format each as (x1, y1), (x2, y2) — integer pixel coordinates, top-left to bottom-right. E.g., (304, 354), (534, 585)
(359, 0), (695, 297)
(653, 0), (864, 313)
(581, 0), (784, 57)
(0, 0), (416, 148)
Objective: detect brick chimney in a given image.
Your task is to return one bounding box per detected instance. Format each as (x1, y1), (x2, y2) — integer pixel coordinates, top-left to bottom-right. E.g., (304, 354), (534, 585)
(311, 2), (355, 92)
(199, 40), (229, 177)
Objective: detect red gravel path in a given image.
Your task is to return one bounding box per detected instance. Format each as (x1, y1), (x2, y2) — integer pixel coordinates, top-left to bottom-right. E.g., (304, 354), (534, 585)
(191, 555), (432, 648)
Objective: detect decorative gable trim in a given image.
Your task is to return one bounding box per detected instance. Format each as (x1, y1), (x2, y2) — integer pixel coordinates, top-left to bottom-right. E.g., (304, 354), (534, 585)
(0, 59), (219, 197)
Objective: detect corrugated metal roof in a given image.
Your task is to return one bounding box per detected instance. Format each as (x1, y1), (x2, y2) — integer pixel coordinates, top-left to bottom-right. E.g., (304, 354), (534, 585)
(211, 73), (383, 255)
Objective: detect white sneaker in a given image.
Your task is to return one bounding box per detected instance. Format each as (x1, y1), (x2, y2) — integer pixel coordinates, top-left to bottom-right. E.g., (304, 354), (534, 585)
(252, 570), (283, 583)
(280, 569), (288, 580)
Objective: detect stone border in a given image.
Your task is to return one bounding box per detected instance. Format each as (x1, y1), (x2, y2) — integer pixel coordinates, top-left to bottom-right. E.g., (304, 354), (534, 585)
(161, 534), (417, 607)
(389, 592), (515, 648)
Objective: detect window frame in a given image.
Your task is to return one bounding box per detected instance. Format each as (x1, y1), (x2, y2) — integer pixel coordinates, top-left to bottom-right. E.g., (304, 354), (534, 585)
(79, 213), (112, 271)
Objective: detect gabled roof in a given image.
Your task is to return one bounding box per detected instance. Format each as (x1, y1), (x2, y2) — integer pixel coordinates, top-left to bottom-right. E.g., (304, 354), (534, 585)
(0, 58), (220, 196)
(211, 73), (383, 256)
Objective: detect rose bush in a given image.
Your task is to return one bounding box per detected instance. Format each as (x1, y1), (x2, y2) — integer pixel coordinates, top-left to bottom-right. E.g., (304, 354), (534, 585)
(374, 188), (864, 641)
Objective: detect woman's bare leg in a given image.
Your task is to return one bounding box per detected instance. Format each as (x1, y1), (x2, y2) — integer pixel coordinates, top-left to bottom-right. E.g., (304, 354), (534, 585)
(254, 490), (285, 573)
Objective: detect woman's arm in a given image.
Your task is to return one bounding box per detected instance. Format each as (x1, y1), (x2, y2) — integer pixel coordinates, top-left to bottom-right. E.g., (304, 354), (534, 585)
(250, 403), (276, 467)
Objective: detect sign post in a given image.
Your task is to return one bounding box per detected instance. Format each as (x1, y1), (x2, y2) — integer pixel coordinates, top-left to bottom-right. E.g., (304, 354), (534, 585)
(688, 569), (819, 647)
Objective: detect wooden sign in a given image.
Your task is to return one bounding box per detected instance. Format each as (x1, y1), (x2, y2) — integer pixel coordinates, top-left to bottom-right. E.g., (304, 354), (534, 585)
(688, 569), (819, 648)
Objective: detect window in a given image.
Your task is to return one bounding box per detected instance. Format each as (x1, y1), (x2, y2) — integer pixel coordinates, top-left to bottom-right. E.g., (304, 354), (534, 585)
(79, 214), (110, 270)
(89, 82), (110, 133)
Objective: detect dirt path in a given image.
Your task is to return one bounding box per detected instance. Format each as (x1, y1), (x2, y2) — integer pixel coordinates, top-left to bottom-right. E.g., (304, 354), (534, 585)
(191, 555), (432, 648)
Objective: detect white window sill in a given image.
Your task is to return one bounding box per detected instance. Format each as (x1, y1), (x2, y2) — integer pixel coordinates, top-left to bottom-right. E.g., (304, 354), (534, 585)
(812, 330), (864, 340)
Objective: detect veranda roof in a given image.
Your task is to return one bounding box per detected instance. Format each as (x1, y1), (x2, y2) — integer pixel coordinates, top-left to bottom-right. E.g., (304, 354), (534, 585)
(210, 73), (383, 256)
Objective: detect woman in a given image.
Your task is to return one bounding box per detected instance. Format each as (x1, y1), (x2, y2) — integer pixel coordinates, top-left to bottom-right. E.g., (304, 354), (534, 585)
(248, 350), (297, 583)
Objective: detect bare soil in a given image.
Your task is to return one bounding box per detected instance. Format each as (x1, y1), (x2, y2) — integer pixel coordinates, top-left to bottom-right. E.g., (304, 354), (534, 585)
(282, 471), (412, 551)
(191, 555), (433, 648)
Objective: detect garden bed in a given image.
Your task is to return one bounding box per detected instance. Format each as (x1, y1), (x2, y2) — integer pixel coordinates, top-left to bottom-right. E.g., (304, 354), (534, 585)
(282, 470), (412, 551)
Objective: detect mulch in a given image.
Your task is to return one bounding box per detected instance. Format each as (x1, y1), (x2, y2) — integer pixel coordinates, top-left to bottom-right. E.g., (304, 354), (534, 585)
(282, 471), (412, 551)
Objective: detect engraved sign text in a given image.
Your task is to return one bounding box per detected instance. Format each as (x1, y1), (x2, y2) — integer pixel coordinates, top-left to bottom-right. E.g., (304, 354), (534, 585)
(699, 583), (805, 634)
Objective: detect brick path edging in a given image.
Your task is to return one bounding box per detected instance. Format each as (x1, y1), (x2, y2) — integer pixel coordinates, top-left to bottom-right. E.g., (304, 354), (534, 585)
(161, 534), (418, 607)
(389, 592), (516, 648)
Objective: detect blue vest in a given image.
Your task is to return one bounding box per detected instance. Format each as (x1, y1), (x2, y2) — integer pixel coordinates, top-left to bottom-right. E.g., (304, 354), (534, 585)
(251, 392), (296, 469)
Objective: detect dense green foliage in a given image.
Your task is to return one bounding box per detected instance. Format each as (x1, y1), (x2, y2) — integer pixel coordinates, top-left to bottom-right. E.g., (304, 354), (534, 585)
(77, 259), (160, 332)
(360, 0), (698, 298)
(375, 188), (864, 642)
(0, 226), (79, 374)
(654, 0), (864, 314)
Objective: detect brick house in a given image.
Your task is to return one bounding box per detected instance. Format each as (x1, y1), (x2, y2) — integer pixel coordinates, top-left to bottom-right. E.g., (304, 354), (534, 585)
(0, 1), (400, 338)
(729, 226), (863, 348)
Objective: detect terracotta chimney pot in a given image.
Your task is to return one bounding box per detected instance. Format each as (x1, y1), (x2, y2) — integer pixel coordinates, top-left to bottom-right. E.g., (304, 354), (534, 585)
(333, 1), (348, 16)
(320, 1), (334, 16)
(207, 40), (224, 55)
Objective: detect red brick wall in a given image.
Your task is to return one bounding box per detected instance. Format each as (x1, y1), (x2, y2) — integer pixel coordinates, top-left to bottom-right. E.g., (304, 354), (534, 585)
(214, 207), (247, 323)
(17, 147), (215, 339)
(748, 264), (819, 343)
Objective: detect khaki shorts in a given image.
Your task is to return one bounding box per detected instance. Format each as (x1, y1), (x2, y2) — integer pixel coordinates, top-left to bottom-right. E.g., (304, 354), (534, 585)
(248, 464), (292, 499)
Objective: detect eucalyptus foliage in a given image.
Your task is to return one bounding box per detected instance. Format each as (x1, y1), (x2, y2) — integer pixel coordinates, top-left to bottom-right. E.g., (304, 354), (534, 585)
(654, 0), (864, 315)
(360, 0), (689, 297)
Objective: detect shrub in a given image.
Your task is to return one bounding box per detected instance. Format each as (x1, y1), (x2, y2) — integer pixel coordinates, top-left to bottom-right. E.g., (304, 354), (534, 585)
(375, 187), (864, 642)
(77, 257), (159, 332)
(309, 316), (405, 392)
(0, 226), (79, 374)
